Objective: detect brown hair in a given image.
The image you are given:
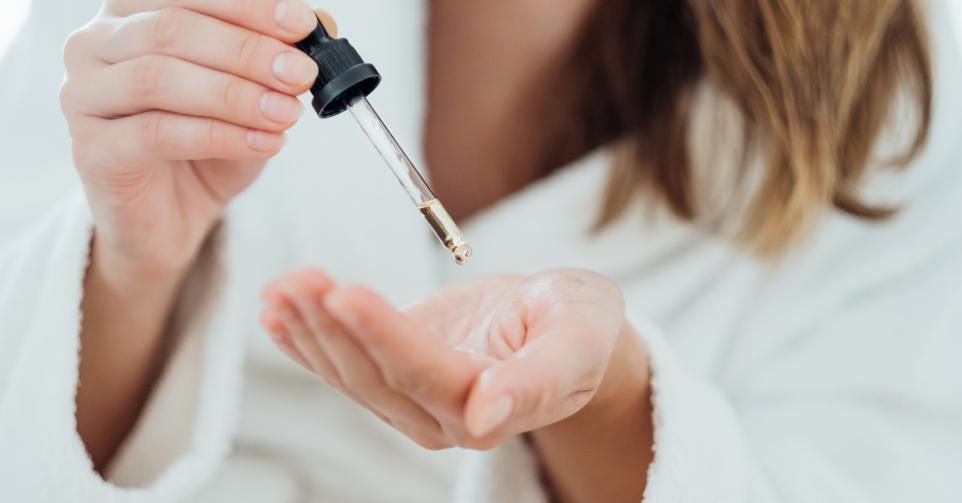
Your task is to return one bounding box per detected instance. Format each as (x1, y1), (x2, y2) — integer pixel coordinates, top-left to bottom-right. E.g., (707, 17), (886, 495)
(563, 0), (932, 252)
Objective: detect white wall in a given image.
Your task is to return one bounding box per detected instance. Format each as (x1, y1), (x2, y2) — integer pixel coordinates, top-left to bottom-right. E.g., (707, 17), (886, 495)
(0, 0), (105, 244)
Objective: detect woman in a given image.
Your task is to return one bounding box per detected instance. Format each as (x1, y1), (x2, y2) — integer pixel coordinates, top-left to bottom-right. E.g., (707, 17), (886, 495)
(1, 0), (960, 501)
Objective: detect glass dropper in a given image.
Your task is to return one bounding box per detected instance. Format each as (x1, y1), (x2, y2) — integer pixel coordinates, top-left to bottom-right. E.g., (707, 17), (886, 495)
(295, 17), (472, 265)
(347, 95), (472, 265)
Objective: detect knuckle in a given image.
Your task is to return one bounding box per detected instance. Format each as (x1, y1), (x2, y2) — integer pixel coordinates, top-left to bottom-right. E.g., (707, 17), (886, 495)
(140, 112), (167, 150)
(381, 368), (403, 390)
(239, 0), (260, 22)
(62, 25), (95, 65)
(62, 34), (83, 65)
(220, 77), (245, 112)
(236, 32), (262, 71)
(151, 8), (188, 51)
(340, 374), (379, 395)
(130, 56), (166, 98)
(58, 80), (77, 113)
(203, 118), (221, 152)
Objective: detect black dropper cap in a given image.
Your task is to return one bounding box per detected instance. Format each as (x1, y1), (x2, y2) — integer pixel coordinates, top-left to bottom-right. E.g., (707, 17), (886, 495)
(295, 18), (381, 118)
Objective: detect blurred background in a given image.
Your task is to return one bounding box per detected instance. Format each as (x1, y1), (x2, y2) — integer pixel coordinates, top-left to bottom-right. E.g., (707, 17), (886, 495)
(1, 0), (962, 244)
(0, 0), (97, 241)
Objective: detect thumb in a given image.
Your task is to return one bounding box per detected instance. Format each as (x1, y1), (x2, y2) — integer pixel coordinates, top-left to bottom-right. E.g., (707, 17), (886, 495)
(463, 333), (605, 438)
(314, 8), (339, 37)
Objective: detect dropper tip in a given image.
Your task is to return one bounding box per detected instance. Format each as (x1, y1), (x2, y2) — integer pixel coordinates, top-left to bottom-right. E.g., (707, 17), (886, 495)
(452, 243), (473, 265)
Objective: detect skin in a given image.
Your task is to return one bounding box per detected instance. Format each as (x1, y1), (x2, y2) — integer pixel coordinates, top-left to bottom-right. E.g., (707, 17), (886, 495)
(424, 0), (600, 219)
(260, 269), (652, 502)
(63, 0), (654, 500)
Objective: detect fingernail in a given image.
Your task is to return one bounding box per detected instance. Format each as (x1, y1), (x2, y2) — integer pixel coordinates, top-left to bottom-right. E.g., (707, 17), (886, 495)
(260, 310), (285, 340)
(274, 0), (317, 35)
(469, 395), (514, 437)
(247, 130), (285, 152)
(268, 327), (286, 343)
(272, 52), (318, 86)
(260, 92), (303, 123)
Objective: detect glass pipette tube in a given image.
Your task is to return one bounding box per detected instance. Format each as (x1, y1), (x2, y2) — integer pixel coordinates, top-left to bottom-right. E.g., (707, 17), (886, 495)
(347, 94), (472, 265)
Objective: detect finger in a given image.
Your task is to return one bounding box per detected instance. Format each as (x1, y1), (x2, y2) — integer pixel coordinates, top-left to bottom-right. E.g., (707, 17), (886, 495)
(82, 55), (303, 131)
(259, 308), (311, 370)
(285, 310), (345, 384)
(108, 0), (319, 43)
(462, 272), (625, 438)
(323, 285), (489, 414)
(78, 112), (283, 168)
(463, 328), (608, 438)
(275, 270), (447, 441)
(314, 8), (338, 37)
(262, 282), (342, 384)
(98, 8), (318, 95)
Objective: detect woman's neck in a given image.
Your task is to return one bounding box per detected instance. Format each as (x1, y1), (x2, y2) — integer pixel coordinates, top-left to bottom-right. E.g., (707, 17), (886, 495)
(424, 0), (597, 221)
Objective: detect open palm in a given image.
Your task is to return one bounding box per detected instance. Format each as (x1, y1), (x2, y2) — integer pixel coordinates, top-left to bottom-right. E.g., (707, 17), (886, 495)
(260, 268), (628, 449)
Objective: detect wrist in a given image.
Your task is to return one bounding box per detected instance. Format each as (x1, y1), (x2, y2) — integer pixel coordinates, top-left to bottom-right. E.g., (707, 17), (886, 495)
(582, 321), (651, 417)
(532, 321), (651, 439)
(89, 232), (195, 299)
(528, 321), (654, 502)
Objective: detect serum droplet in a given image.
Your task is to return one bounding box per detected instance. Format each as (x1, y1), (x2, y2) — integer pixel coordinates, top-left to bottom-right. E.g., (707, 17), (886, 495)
(452, 243), (473, 265)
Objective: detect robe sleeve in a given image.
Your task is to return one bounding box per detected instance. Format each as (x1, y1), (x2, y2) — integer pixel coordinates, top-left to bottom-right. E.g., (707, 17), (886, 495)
(453, 269), (962, 503)
(453, 1), (962, 500)
(0, 190), (247, 503)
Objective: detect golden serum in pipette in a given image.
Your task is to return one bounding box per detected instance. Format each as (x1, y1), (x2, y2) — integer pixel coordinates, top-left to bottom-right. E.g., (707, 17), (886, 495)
(417, 199), (472, 265)
(295, 17), (472, 265)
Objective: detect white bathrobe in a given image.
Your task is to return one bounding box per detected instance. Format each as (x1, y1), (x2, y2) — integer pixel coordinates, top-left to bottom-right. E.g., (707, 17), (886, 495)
(1, 1), (961, 502)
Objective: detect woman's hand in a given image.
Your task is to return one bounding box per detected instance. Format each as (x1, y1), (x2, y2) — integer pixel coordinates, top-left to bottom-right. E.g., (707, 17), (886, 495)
(60, 0), (331, 281)
(65, 2), (331, 470)
(259, 268), (650, 450)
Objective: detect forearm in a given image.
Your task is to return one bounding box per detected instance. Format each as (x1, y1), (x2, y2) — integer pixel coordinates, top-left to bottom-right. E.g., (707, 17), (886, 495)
(76, 234), (191, 472)
(531, 323), (653, 503)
